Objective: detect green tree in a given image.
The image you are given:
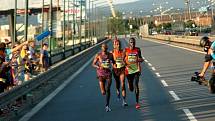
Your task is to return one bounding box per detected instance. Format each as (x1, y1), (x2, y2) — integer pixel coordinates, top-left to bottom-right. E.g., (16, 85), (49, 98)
(185, 20), (196, 28)
(156, 23), (172, 32)
(108, 11), (125, 35)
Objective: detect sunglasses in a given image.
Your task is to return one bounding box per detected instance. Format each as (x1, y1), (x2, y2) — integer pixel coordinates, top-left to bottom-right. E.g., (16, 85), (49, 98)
(130, 41), (135, 43)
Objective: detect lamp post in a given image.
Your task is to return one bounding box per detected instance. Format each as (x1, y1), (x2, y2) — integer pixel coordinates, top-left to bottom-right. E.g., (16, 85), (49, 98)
(78, 0), (83, 51)
(152, 1), (169, 23)
(49, 0), (53, 65)
(72, 0), (76, 54)
(122, 12), (126, 36)
(24, 0), (29, 42)
(84, 0), (87, 49)
(63, 0), (66, 58)
(208, 0), (215, 23)
(13, 0), (17, 44)
(88, 0), (91, 45)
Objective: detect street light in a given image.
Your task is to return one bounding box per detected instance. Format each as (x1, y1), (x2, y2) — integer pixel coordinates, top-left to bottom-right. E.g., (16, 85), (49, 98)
(24, 0), (29, 42)
(208, 0), (215, 22)
(13, 0), (17, 44)
(152, 1), (169, 23)
(49, 0), (53, 65)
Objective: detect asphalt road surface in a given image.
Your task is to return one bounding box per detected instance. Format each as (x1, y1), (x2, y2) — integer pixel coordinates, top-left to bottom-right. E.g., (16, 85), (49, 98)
(21, 38), (215, 121)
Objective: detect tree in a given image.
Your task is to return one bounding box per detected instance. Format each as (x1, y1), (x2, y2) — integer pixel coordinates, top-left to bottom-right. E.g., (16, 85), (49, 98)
(185, 20), (196, 28)
(108, 11), (125, 35)
(156, 23), (172, 32)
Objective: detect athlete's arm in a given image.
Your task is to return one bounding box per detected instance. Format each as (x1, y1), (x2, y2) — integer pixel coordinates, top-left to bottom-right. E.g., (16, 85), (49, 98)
(123, 49), (127, 65)
(109, 52), (115, 65)
(199, 48), (213, 77)
(110, 51), (117, 68)
(92, 54), (99, 69)
(137, 48), (144, 62)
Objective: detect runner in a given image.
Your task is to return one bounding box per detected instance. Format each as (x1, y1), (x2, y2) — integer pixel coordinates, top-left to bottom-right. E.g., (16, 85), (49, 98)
(111, 39), (128, 106)
(92, 43), (114, 112)
(124, 37), (144, 109)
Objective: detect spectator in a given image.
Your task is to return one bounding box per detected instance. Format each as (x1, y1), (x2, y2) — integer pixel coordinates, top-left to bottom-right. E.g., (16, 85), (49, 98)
(28, 39), (39, 74)
(40, 43), (49, 72)
(0, 56), (7, 93)
(10, 45), (20, 86)
(20, 44), (31, 82)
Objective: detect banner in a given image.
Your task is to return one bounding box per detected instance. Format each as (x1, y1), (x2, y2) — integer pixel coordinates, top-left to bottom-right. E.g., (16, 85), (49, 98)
(35, 30), (51, 41)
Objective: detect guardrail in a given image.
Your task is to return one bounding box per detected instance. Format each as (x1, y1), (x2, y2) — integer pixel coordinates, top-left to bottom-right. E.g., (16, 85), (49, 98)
(143, 35), (203, 46)
(0, 37), (109, 110)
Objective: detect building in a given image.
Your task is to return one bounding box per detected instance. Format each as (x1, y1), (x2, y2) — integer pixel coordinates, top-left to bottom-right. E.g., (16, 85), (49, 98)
(143, 11), (212, 27)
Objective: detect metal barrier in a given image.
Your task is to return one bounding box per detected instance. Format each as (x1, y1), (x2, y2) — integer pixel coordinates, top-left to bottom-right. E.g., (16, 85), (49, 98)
(143, 35), (201, 46)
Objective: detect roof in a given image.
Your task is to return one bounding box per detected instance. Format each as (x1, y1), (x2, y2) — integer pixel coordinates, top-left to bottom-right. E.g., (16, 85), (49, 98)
(0, 0), (57, 10)
(0, 0), (62, 15)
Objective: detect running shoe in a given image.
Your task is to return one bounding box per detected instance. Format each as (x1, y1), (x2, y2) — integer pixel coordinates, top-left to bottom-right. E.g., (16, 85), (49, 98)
(135, 103), (141, 109)
(122, 101), (128, 107)
(105, 106), (111, 112)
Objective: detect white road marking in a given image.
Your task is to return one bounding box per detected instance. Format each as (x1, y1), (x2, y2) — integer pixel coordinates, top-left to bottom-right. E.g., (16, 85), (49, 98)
(169, 91), (180, 101)
(156, 73), (161, 77)
(145, 60), (149, 63)
(146, 39), (204, 54)
(143, 37), (198, 121)
(19, 57), (94, 121)
(152, 67), (156, 71)
(161, 80), (168, 87)
(183, 109), (198, 121)
(148, 63), (152, 66)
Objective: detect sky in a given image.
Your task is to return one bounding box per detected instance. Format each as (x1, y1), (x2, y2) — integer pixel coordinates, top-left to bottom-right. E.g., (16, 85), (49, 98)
(112, 0), (139, 4)
(0, 0), (140, 10)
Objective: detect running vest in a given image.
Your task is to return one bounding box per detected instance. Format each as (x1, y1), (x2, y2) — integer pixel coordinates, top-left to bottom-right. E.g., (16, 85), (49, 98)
(112, 50), (125, 68)
(98, 52), (111, 69)
(125, 47), (140, 74)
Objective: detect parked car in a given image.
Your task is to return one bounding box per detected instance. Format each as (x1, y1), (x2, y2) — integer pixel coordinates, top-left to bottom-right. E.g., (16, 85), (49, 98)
(152, 31), (158, 35)
(164, 30), (172, 35)
(184, 28), (198, 36)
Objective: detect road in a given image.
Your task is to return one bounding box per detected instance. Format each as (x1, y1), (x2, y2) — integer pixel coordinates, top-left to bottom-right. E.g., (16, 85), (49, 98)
(21, 38), (215, 121)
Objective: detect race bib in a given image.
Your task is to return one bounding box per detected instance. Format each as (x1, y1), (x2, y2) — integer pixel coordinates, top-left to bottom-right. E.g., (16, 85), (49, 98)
(128, 54), (137, 63)
(116, 57), (124, 68)
(101, 60), (110, 69)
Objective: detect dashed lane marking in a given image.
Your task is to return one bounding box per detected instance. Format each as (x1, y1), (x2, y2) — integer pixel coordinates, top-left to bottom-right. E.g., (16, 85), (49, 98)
(155, 73), (161, 77)
(152, 67), (156, 71)
(148, 63), (152, 66)
(183, 109), (198, 121)
(161, 80), (168, 87)
(169, 91), (180, 101)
